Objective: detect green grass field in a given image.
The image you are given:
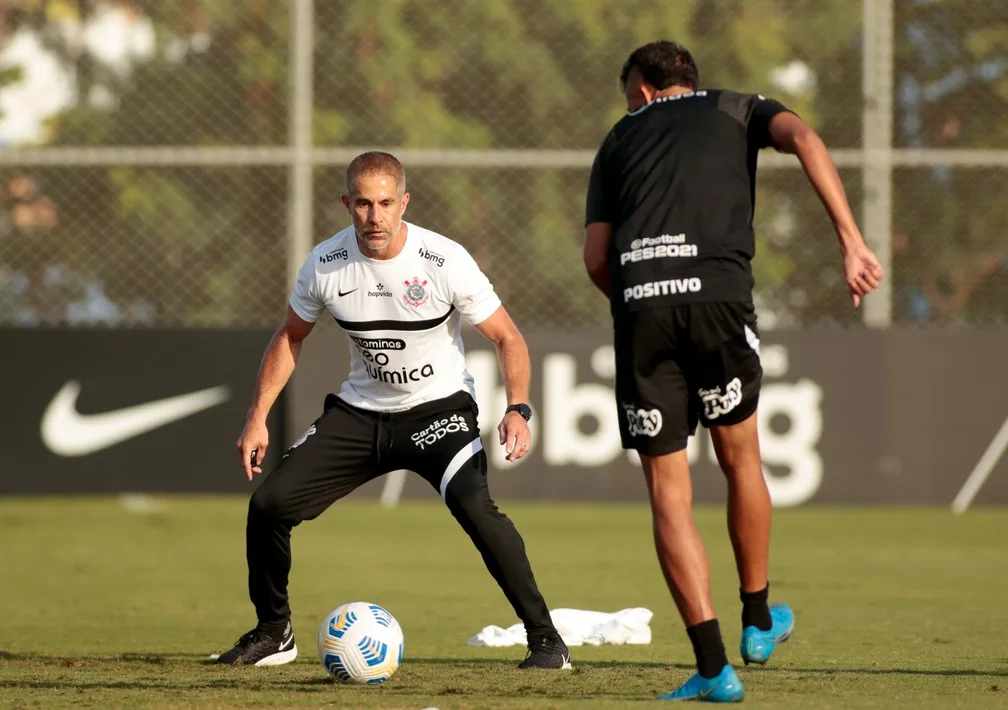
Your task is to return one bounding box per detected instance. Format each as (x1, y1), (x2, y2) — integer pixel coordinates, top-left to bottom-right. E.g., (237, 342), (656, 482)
(0, 497), (1006, 709)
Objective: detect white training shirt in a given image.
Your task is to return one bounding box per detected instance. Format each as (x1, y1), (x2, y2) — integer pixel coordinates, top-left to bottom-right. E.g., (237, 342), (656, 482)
(289, 221), (502, 412)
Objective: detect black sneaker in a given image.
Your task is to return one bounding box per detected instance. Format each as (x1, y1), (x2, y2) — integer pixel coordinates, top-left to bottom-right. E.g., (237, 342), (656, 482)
(518, 632), (572, 670)
(214, 622), (297, 666)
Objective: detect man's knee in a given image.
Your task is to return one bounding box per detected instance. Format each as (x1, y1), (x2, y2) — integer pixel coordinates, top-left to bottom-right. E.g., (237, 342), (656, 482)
(249, 481), (294, 522)
(710, 410), (760, 475)
(443, 468), (504, 525)
(641, 450), (693, 503)
(445, 482), (495, 519)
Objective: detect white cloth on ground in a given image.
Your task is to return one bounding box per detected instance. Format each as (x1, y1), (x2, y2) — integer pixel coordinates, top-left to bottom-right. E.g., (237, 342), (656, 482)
(467, 607), (653, 647)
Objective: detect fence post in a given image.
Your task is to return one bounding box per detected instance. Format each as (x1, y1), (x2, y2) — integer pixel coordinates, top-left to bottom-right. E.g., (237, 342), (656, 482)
(861, 0), (895, 327)
(287, 0), (315, 291)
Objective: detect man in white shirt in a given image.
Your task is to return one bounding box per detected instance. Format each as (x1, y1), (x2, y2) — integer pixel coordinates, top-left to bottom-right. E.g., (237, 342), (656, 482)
(215, 151), (570, 671)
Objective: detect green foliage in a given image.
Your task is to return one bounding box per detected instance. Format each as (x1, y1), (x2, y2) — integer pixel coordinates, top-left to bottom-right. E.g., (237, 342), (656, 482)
(6, 0), (1005, 326)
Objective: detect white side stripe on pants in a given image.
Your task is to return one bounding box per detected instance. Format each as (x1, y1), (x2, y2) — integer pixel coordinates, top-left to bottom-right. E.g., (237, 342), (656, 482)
(744, 324), (761, 356)
(439, 437), (484, 499)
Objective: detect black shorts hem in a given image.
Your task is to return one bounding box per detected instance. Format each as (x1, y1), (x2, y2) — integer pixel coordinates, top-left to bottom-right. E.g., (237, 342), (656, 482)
(621, 436), (689, 457)
(701, 392), (759, 429)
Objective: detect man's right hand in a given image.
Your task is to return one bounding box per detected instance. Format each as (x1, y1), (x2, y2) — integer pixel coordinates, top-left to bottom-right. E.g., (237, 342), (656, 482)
(842, 241), (884, 309)
(237, 418), (269, 480)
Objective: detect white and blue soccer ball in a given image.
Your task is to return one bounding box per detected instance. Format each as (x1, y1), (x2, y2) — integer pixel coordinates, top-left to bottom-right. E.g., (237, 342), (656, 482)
(317, 601), (404, 684)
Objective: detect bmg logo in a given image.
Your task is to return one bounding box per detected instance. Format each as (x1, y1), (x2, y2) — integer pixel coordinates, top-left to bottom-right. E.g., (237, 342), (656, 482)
(418, 247), (444, 267)
(319, 248), (348, 263)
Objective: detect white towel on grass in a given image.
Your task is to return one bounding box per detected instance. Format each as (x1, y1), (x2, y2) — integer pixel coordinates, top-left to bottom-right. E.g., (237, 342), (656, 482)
(467, 607), (652, 647)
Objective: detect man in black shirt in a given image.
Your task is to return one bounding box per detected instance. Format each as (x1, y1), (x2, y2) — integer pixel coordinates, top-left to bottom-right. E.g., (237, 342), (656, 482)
(584, 41), (883, 702)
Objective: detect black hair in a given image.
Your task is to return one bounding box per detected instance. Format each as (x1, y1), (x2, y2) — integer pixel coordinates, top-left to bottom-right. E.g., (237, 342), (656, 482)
(619, 40), (699, 91)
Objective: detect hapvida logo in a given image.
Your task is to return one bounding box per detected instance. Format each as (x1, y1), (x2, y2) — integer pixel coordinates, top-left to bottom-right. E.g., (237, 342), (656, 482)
(368, 282), (393, 298)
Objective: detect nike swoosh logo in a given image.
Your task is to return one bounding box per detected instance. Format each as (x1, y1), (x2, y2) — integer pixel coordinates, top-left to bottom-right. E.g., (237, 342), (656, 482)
(40, 380), (230, 457)
(278, 634), (294, 651)
(338, 288), (358, 297)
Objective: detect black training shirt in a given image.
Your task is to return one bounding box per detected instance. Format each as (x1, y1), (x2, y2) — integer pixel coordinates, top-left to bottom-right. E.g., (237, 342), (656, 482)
(586, 89), (791, 314)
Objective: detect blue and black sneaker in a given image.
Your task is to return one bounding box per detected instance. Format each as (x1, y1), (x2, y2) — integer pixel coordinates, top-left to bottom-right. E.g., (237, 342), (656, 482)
(657, 665), (745, 702)
(740, 603), (795, 666)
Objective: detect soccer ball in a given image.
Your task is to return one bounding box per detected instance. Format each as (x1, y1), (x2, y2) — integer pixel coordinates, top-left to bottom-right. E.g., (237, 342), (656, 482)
(317, 602), (404, 684)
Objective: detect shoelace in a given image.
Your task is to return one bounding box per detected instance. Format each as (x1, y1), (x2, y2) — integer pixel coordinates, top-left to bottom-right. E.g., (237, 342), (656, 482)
(527, 634), (562, 656)
(236, 628), (269, 647)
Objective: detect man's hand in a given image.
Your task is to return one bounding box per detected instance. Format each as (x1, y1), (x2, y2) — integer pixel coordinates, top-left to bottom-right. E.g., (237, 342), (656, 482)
(843, 242), (884, 309)
(498, 411), (531, 462)
(237, 418), (269, 480)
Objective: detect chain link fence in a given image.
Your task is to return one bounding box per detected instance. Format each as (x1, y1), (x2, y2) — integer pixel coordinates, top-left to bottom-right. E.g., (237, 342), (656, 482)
(1, 0), (1006, 328)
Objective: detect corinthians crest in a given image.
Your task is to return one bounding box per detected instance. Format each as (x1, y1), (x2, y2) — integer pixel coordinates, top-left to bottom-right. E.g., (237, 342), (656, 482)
(403, 276), (429, 307)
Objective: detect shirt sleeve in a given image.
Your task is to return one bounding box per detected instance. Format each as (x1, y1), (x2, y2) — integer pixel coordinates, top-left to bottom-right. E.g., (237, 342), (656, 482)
(746, 94), (793, 150)
(288, 254), (325, 322)
(449, 246), (502, 325)
(585, 138), (616, 225)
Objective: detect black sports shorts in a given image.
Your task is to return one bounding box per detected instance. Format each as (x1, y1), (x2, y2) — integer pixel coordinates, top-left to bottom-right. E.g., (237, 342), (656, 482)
(614, 301), (763, 455)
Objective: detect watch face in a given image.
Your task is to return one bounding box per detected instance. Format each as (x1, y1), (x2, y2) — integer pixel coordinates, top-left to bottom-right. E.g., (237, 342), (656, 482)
(511, 404), (532, 420)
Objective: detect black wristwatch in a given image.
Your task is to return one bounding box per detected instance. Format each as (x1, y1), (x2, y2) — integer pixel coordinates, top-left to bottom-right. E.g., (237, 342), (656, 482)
(505, 403), (533, 422)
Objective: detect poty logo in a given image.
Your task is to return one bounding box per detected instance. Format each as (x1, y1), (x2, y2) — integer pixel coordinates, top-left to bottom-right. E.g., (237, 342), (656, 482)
(624, 278), (702, 302)
(319, 248), (348, 263)
(699, 378), (742, 420)
(418, 247), (445, 267)
(412, 414), (470, 450)
(624, 404), (663, 438)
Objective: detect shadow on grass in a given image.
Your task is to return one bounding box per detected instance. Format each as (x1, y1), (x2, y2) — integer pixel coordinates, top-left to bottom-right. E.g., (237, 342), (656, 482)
(1, 651), (1002, 696)
(0, 651), (211, 663)
(399, 657), (685, 670)
(399, 657), (1007, 678)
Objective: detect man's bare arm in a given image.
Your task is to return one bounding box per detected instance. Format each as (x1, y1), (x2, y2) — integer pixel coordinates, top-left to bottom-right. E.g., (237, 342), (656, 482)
(472, 305), (533, 462)
(472, 305), (530, 406)
(770, 112), (883, 307)
(769, 112), (863, 252)
(237, 306), (315, 478)
(248, 307), (314, 421)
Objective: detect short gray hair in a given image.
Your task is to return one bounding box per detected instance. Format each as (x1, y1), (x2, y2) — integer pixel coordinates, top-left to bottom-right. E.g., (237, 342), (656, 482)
(344, 151), (406, 196)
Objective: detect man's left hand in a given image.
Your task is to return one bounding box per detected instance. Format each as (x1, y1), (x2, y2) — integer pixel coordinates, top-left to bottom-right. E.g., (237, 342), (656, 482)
(498, 411), (531, 462)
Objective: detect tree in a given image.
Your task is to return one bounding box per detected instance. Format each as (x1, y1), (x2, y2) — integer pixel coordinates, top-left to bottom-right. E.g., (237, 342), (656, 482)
(890, 0), (1008, 324)
(5, 0), (1002, 327)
